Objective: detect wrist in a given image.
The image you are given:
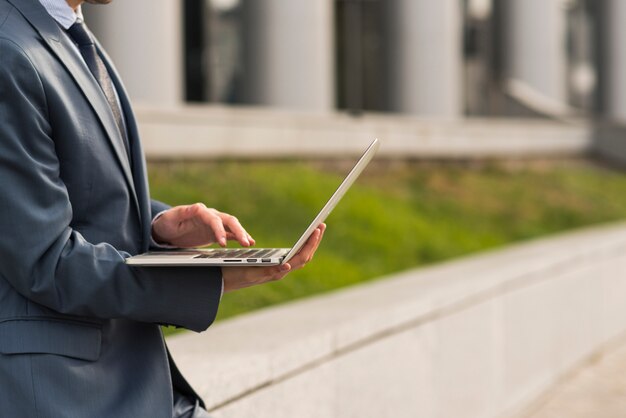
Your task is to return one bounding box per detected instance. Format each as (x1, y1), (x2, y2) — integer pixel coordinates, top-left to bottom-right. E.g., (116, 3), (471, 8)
(150, 210), (175, 248)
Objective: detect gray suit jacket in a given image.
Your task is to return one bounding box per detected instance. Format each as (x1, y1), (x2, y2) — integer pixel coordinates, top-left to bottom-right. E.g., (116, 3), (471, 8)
(0, 1), (223, 416)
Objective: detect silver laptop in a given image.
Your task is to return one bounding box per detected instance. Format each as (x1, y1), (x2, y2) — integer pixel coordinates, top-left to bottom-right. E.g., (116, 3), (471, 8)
(126, 138), (380, 267)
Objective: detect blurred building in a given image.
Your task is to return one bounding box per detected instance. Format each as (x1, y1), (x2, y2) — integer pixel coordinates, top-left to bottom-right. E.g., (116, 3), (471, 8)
(84, 0), (625, 122)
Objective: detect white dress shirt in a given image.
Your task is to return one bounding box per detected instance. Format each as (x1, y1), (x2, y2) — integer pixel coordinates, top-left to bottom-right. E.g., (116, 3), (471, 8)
(38, 0), (82, 29)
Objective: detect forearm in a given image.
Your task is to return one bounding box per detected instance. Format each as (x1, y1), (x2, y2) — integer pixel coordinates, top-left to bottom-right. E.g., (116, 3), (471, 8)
(0, 208), (222, 331)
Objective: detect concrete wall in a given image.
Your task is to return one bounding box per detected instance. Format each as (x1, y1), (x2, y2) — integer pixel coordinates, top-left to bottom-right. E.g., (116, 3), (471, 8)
(134, 106), (591, 160)
(168, 223), (626, 418)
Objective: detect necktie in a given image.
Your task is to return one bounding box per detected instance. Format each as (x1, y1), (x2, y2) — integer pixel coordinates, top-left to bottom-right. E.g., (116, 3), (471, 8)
(66, 20), (131, 159)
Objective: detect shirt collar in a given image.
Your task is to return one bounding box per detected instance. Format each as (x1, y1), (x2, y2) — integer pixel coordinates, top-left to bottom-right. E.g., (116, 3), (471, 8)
(38, 0), (83, 30)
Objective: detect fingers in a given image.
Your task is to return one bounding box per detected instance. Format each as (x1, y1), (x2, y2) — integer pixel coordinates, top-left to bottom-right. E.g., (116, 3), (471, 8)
(307, 223), (326, 255)
(310, 223), (326, 257)
(221, 214), (252, 247)
(191, 205), (252, 247)
(196, 209), (228, 246)
(171, 204), (224, 247)
(287, 223), (326, 270)
(154, 203), (257, 248)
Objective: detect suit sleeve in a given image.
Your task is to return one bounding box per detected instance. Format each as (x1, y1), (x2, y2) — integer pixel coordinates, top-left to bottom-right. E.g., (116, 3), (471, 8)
(149, 199), (171, 249)
(151, 199), (170, 220)
(0, 39), (220, 332)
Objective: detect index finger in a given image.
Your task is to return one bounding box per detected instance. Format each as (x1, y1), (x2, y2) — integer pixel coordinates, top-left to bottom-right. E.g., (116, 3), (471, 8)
(196, 209), (228, 246)
(220, 213), (252, 247)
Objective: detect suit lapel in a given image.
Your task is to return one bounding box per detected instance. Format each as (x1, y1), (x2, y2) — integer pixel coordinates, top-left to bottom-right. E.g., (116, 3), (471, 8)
(99, 45), (153, 249)
(46, 37), (141, 216)
(7, 0), (142, 227)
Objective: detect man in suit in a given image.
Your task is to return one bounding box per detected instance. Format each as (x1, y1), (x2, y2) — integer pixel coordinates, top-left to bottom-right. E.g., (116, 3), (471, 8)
(0, 0), (326, 417)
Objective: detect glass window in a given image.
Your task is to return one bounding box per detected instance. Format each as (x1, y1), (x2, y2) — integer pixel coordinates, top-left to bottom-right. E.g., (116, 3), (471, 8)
(184, 0), (245, 103)
(335, 0), (388, 113)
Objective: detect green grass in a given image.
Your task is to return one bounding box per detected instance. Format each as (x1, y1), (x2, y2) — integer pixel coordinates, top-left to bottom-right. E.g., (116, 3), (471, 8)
(149, 159), (626, 327)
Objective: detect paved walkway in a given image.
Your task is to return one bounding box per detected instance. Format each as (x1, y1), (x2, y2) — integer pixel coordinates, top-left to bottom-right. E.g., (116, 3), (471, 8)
(520, 337), (626, 418)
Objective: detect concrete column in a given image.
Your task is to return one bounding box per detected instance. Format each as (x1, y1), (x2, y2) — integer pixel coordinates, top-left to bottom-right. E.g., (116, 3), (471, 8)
(83, 1), (183, 106)
(503, 0), (567, 106)
(602, 0), (626, 122)
(387, 0), (463, 117)
(243, 0), (334, 111)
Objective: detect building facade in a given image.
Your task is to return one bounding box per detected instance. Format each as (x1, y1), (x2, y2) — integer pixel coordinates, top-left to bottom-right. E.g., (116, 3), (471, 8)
(84, 0), (626, 122)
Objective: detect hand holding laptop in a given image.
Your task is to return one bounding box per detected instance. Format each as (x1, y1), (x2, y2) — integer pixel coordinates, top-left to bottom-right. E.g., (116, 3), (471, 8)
(221, 223), (326, 293)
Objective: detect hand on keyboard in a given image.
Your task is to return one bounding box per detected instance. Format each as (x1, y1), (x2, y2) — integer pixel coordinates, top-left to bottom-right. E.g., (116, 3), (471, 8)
(151, 203), (255, 249)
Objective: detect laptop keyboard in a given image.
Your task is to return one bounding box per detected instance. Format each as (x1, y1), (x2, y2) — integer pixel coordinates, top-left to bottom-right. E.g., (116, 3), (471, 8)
(194, 248), (283, 259)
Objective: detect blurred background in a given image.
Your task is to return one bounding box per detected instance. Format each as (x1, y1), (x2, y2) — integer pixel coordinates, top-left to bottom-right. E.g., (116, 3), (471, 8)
(84, 0), (625, 120)
(84, 1), (626, 417)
